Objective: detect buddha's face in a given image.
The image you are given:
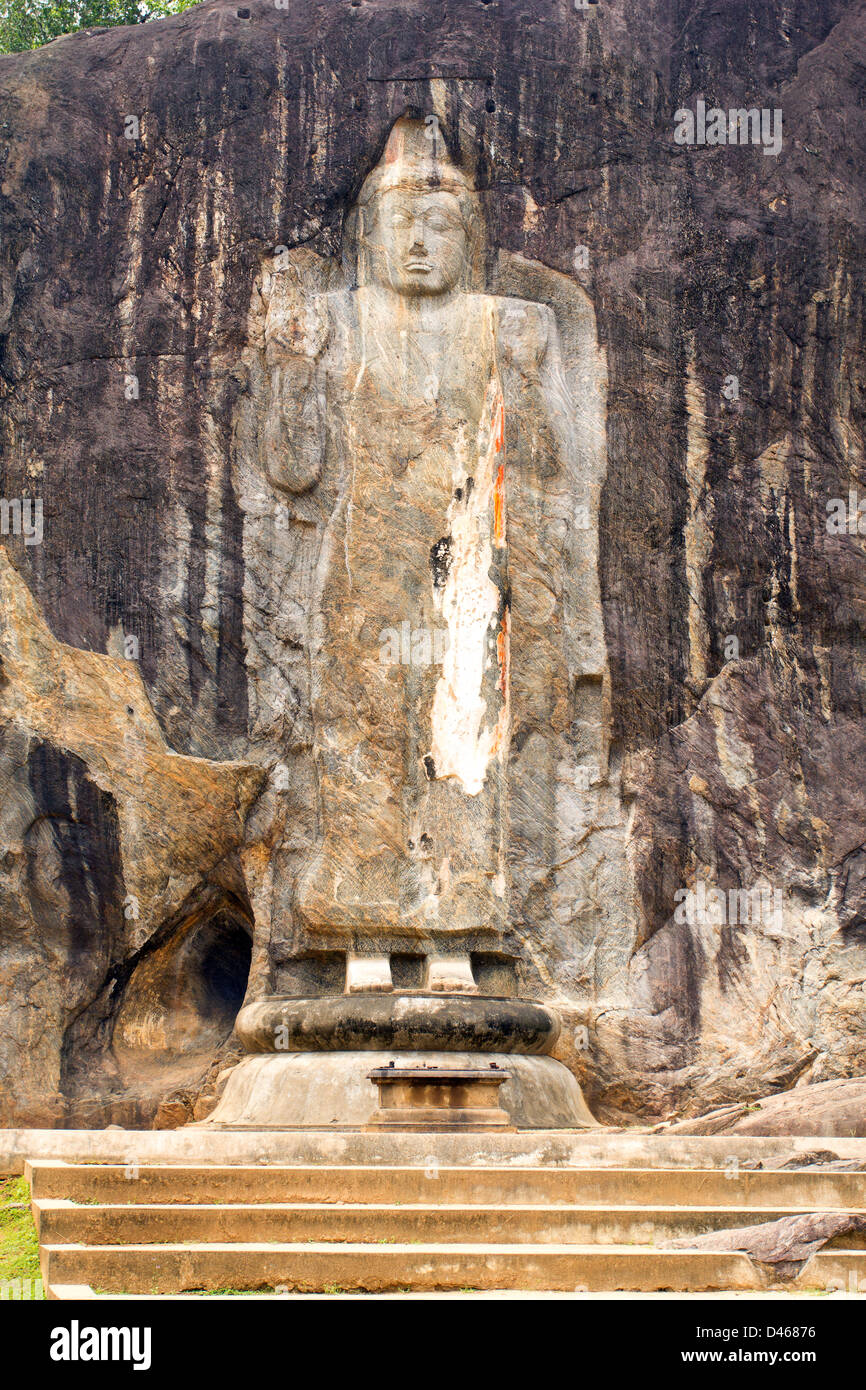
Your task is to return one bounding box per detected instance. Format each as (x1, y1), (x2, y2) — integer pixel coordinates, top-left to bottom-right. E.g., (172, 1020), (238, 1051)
(366, 188), (468, 296)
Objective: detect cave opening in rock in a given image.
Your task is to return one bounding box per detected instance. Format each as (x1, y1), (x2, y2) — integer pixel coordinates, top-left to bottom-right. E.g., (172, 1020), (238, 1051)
(195, 914), (253, 1029)
(112, 908), (253, 1068)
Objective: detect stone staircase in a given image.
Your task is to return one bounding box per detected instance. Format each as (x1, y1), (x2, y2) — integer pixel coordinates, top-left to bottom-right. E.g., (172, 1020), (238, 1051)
(27, 1158), (866, 1298)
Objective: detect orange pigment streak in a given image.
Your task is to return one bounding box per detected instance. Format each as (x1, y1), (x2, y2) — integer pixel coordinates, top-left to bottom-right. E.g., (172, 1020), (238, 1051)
(491, 603), (511, 756)
(497, 608), (510, 695)
(493, 464), (506, 544)
(492, 395), (506, 544)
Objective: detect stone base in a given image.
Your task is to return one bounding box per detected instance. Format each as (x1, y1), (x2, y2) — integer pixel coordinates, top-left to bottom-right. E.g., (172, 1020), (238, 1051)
(235, 993), (560, 1054)
(204, 1051), (597, 1131)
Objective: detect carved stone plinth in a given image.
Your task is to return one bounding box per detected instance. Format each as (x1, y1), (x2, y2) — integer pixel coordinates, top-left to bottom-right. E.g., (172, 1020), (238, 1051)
(205, 1049), (597, 1131)
(206, 990), (596, 1130)
(235, 993), (560, 1055)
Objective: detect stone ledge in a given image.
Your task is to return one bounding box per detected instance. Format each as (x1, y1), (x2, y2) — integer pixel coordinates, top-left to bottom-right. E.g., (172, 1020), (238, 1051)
(6, 1130), (866, 1176)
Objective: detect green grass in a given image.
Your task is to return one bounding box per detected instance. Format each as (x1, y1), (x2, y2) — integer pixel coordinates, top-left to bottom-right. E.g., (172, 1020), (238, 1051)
(0, 1177), (44, 1298)
(186, 1287), (270, 1297)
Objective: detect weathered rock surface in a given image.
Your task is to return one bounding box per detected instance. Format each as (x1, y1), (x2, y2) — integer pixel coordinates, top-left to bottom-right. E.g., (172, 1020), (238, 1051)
(0, 548), (263, 1124)
(667, 1211), (866, 1279)
(661, 1077), (866, 1138)
(0, 0), (865, 1125)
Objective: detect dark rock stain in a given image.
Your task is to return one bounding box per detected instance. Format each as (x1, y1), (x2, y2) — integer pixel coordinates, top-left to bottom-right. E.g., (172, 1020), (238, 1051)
(429, 535), (452, 589)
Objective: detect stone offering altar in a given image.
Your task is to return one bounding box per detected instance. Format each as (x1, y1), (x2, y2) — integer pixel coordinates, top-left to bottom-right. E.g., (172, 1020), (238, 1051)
(365, 1063), (514, 1132)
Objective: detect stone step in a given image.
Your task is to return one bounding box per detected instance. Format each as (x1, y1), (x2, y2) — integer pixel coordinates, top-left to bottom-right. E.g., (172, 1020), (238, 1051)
(10, 1132), (866, 1177)
(40, 1241), (866, 1295)
(32, 1198), (866, 1247)
(32, 1155), (866, 1295)
(26, 1161), (866, 1209)
(48, 1284), (855, 1301)
(39, 1241), (759, 1293)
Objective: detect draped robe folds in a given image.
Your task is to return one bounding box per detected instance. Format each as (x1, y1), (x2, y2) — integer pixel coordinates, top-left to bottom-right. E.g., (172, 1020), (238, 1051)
(263, 277), (577, 947)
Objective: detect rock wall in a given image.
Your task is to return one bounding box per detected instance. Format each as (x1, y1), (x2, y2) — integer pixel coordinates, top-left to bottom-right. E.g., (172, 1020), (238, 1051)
(0, 0), (864, 1125)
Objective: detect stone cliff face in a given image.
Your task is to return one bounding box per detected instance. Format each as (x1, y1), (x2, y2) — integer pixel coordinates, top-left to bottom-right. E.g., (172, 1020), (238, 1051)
(0, 0), (864, 1126)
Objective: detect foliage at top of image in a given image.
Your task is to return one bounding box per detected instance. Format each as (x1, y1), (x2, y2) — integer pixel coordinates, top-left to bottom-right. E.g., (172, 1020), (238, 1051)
(0, 0), (200, 54)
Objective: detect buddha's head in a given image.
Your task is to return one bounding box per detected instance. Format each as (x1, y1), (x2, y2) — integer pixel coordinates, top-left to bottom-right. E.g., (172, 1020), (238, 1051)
(349, 118), (482, 295)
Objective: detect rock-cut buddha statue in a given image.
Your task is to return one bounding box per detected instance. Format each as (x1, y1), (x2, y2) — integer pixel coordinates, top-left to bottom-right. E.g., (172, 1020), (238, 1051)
(213, 115), (606, 1128)
(252, 115), (603, 994)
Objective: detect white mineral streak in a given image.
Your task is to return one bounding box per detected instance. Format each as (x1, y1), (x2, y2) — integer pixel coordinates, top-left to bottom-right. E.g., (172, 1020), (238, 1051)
(755, 435), (800, 644)
(429, 358), (509, 796)
(683, 358), (711, 690)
